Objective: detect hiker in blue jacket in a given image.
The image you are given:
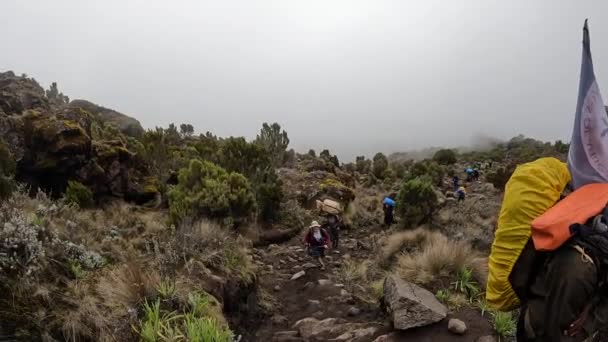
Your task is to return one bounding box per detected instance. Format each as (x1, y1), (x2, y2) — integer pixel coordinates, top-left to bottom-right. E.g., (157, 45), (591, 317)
(383, 196), (396, 226)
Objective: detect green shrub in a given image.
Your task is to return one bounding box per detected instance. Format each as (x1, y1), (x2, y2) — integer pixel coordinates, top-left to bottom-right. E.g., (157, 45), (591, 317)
(218, 137), (283, 222)
(0, 140), (16, 200)
(486, 165), (515, 191)
(168, 159), (256, 224)
(433, 149), (457, 165)
(255, 122), (290, 167)
(355, 156), (372, 174)
(372, 153), (389, 179)
(320, 149), (339, 167)
(405, 160), (445, 186)
(64, 181), (94, 208)
(397, 177), (438, 227)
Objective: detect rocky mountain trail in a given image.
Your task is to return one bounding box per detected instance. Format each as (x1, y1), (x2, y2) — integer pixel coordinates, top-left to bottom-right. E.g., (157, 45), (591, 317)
(249, 218), (498, 342)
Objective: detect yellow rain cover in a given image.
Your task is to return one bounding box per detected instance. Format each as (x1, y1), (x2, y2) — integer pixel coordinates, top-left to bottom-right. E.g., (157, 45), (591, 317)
(486, 158), (570, 311)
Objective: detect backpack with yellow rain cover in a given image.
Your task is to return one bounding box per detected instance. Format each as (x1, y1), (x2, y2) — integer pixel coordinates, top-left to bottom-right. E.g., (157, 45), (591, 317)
(486, 157), (571, 311)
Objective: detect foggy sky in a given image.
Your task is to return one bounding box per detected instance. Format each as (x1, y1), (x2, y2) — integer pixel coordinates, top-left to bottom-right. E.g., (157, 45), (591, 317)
(2, 1), (608, 160)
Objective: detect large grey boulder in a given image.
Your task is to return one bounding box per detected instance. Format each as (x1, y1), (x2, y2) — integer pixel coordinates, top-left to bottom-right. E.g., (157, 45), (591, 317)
(383, 275), (447, 330)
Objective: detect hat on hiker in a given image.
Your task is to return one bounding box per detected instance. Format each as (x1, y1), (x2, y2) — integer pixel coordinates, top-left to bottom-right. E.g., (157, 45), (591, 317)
(309, 221), (321, 229)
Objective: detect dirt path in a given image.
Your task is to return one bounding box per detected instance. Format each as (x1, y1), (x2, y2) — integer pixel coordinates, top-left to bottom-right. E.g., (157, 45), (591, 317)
(248, 224), (496, 342)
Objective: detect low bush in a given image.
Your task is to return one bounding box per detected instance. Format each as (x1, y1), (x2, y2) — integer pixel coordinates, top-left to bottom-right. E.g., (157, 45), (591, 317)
(433, 149), (457, 165)
(396, 177), (438, 228)
(168, 159), (256, 224)
(64, 180), (94, 208)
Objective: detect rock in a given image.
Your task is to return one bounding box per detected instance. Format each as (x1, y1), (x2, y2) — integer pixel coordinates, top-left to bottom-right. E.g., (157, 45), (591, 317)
(331, 326), (382, 342)
(291, 271), (306, 280)
(477, 336), (497, 342)
(308, 300), (320, 306)
(293, 317), (381, 341)
(303, 281), (314, 289)
(274, 285), (281, 292)
(288, 256), (297, 263)
(318, 279), (332, 286)
(272, 330), (302, 342)
(448, 318), (467, 335)
(271, 315), (289, 326)
(340, 289), (350, 297)
(293, 265), (301, 270)
(383, 275), (447, 330)
(342, 254), (351, 260)
(334, 283), (345, 288)
(280, 259), (287, 265)
(0, 71), (49, 116)
(302, 262), (317, 269)
(267, 265), (274, 272)
(333, 250), (341, 254)
(347, 306), (361, 316)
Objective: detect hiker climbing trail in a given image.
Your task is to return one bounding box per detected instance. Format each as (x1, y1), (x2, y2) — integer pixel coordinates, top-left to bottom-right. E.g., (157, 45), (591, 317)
(252, 231), (386, 342)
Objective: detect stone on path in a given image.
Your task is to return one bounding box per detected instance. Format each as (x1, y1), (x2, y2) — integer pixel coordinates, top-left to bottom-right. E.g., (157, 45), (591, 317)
(272, 330), (302, 342)
(293, 317), (382, 342)
(383, 275), (447, 330)
(302, 262), (317, 269)
(448, 318), (467, 335)
(291, 270), (306, 280)
(318, 279), (332, 286)
(477, 336), (497, 342)
(347, 306), (361, 316)
(274, 285), (281, 292)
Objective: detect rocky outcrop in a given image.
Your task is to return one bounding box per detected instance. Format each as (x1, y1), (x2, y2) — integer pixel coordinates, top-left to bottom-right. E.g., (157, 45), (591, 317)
(0, 71), (49, 115)
(278, 168), (355, 208)
(383, 275), (447, 330)
(68, 99), (144, 138)
(0, 72), (155, 202)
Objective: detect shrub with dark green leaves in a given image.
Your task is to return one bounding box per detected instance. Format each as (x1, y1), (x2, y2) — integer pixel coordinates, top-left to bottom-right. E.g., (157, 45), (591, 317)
(355, 156), (372, 174)
(168, 160), (256, 224)
(64, 181), (94, 208)
(486, 165), (516, 191)
(320, 149), (340, 167)
(372, 153), (389, 179)
(397, 176), (438, 228)
(433, 149), (457, 165)
(218, 137), (283, 222)
(0, 141), (16, 200)
(405, 160), (445, 186)
(255, 122), (290, 167)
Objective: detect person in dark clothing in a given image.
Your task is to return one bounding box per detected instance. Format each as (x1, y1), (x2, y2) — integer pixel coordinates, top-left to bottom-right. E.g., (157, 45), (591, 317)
(512, 206), (608, 341)
(303, 221), (331, 270)
(323, 214), (342, 249)
(453, 175), (460, 191)
(383, 203), (395, 226)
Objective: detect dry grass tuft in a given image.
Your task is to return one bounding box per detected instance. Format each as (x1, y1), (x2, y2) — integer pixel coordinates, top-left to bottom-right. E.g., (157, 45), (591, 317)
(377, 227), (440, 267)
(97, 261), (160, 311)
(382, 228), (486, 290)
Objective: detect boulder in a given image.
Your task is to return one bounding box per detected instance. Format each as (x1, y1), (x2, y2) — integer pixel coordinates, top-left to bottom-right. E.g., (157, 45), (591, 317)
(448, 318), (467, 335)
(383, 275), (447, 330)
